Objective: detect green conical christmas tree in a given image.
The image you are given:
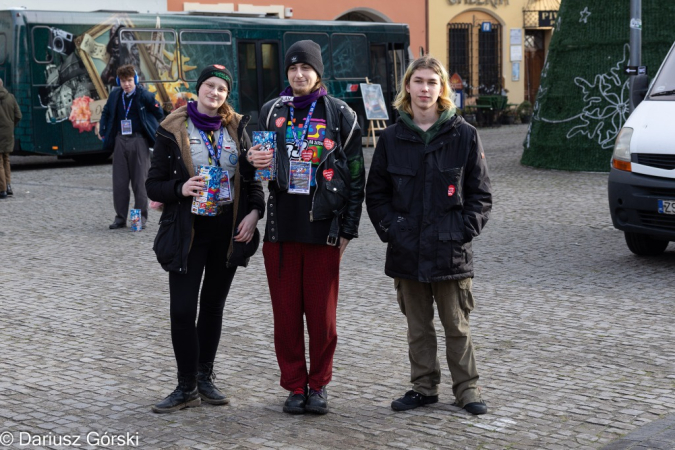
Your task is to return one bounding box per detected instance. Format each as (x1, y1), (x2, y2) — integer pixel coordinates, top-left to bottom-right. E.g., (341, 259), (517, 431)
(521, 0), (675, 171)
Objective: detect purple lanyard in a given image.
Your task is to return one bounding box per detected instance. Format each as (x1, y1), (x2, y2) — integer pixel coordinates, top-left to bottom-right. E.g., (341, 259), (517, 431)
(121, 93), (134, 120)
(198, 127), (224, 167)
(289, 101), (317, 152)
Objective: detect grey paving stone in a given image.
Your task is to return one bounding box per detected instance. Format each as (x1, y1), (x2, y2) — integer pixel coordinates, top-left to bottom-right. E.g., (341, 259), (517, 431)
(3, 124), (675, 449)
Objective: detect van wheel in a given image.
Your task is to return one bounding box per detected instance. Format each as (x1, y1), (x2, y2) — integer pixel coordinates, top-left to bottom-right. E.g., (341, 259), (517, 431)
(624, 232), (669, 256)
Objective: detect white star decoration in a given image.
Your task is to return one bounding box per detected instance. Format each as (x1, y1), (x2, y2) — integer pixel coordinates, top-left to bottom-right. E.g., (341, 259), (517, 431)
(579, 7), (591, 23)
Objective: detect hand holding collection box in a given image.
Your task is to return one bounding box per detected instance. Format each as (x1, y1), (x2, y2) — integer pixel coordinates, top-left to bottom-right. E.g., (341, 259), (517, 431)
(252, 131), (277, 181)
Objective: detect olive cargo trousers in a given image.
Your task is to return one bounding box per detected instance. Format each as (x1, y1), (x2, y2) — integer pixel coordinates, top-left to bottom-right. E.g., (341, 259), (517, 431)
(395, 277), (482, 407)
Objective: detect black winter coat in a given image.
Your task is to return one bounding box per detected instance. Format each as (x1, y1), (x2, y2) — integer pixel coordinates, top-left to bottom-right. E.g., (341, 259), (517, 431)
(365, 115), (492, 282)
(256, 95), (364, 243)
(145, 106), (265, 273)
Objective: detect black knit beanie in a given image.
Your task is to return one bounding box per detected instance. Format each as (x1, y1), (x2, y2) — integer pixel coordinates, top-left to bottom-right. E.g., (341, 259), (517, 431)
(196, 64), (233, 93)
(284, 40), (324, 78)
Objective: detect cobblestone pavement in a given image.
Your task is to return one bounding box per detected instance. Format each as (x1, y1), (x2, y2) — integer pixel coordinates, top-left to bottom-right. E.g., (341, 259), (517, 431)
(2, 124), (675, 450)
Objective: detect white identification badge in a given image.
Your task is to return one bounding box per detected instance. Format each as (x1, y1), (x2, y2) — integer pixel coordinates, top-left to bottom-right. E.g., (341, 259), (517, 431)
(289, 160), (311, 195)
(121, 119), (132, 135)
(217, 171), (233, 205)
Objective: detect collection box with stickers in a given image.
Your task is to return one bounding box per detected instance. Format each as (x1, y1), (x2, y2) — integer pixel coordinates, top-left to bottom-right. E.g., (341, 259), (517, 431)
(130, 209), (142, 231)
(252, 131), (277, 181)
(191, 165), (223, 216)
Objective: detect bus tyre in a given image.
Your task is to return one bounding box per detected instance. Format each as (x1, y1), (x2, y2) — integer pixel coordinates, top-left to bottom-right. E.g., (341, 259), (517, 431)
(624, 232), (669, 256)
(71, 152), (112, 164)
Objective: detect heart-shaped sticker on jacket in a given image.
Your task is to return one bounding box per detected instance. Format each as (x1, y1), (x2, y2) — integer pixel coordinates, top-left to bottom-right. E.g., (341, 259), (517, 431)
(323, 169), (334, 181)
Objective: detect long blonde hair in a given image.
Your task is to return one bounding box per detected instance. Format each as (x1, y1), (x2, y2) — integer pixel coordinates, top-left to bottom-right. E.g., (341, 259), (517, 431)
(393, 55), (455, 116)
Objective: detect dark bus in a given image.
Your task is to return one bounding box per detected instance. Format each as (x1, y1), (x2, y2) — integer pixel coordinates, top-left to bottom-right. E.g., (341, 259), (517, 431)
(0, 9), (409, 161)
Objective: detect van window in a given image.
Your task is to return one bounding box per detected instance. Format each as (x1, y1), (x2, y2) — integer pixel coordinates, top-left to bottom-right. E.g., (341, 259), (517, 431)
(179, 30), (233, 82)
(119, 28), (178, 82)
(649, 48), (675, 99)
(283, 33), (331, 78)
(331, 33), (368, 79)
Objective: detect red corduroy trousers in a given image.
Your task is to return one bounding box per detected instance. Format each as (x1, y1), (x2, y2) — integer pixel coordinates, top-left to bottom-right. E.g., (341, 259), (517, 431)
(263, 241), (340, 391)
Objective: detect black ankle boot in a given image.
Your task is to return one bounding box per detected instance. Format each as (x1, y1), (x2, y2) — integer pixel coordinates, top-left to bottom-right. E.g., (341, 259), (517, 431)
(197, 362), (229, 405)
(152, 372), (201, 413)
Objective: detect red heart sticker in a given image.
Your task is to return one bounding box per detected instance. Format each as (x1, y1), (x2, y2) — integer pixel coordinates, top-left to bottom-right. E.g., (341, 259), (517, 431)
(448, 185), (456, 197)
(301, 149), (313, 161)
(323, 169), (334, 181)
(275, 117), (286, 128)
(324, 138), (335, 150)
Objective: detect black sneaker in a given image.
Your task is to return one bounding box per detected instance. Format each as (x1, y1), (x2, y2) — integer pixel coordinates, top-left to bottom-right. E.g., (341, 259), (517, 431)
(391, 390), (438, 411)
(6, 184), (12, 196)
(305, 387), (328, 415)
(283, 387), (307, 414)
(109, 221), (126, 229)
(0, 191), (6, 199)
(463, 401), (488, 415)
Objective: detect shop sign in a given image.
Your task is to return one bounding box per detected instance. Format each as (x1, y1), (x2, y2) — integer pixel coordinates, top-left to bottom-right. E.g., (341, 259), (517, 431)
(538, 10), (557, 27)
(448, 0), (510, 8)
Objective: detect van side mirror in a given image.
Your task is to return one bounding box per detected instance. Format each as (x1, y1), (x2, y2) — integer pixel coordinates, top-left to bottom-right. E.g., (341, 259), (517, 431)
(631, 74), (650, 108)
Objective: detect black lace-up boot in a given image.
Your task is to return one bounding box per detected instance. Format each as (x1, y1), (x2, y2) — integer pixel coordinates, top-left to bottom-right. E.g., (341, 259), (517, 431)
(197, 362), (229, 405)
(152, 372), (201, 413)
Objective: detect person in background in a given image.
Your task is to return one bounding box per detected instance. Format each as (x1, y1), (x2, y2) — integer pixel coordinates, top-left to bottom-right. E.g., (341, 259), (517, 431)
(146, 64), (264, 413)
(246, 40), (364, 415)
(97, 64), (164, 229)
(0, 78), (22, 199)
(365, 55), (492, 415)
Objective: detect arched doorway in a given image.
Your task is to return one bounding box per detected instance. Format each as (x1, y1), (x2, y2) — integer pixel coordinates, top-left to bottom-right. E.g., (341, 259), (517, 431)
(447, 10), (503, 98)
(335, 8), (391, 23)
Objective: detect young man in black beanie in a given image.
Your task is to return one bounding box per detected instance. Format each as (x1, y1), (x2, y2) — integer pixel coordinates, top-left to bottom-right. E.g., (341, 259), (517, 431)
(246, 40), (364, 415)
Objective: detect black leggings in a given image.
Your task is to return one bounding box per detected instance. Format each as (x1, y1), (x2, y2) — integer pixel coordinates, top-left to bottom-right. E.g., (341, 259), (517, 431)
(168, 211), (237, 375)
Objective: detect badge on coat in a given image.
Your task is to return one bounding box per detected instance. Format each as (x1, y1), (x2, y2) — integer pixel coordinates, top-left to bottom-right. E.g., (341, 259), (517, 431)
(448, 185), (456, 197)
(301, 148), (313, 162)
(229, 153), (238, 165)
(323, 169), (334, 181)
(275, 117), (286, 128)
(324, 138), (335, 150)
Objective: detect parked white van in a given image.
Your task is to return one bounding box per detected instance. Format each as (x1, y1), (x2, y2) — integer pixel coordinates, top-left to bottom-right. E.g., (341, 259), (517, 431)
(608, 41), (675, 255)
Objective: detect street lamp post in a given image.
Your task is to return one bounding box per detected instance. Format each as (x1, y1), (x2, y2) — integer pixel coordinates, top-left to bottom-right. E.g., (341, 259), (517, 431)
(628, 0), (642, 113)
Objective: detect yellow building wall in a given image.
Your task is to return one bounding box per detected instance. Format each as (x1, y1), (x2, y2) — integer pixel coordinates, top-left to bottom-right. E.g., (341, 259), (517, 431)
(429, 0), (529, 104)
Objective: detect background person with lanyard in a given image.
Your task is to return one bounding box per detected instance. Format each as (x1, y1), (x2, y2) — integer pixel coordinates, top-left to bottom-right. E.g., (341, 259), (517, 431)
(246, 40), (364, 415)
(146, 64), (264, 413)
(97, 64), (164, 229)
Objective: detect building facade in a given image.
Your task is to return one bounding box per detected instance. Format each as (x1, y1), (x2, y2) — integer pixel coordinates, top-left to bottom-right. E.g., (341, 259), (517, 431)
(429, 0), (560, 105)
(166, 1), (427, 59)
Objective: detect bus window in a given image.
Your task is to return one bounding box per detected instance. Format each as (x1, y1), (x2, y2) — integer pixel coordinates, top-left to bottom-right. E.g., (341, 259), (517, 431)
(0, 33), (6, 65)
(179, 30), (233, 83)
(31, 26), (53, 64)
(331, 34), (368, 79)
(369, 44), (387, 87)
(119, 28), (178, 82)
(283, 32), (331, 78)
(237, 41), (282, 130)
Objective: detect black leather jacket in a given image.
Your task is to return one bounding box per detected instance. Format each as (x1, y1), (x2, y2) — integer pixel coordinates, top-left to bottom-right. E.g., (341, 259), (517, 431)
(366, 115), (492, 282)
(255, 95), (365, 244)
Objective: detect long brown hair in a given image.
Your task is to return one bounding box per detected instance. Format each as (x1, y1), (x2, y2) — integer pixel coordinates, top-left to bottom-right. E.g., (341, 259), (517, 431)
(393, 55), (455, 116)
(217, 101), (235, 125)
